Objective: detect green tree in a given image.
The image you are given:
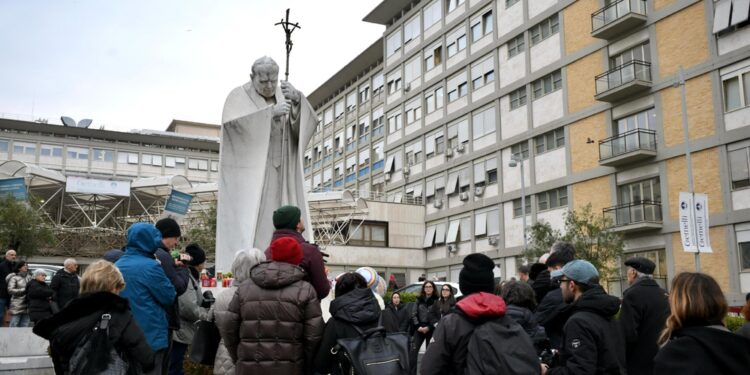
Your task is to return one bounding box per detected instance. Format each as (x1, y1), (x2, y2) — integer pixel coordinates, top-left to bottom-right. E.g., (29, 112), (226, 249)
(524, 204), (624, 281)
(184, 202), (217, 260)
(0, 194), (54, 257)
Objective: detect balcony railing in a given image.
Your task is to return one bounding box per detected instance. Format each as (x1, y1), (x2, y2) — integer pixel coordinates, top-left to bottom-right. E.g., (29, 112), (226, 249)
(595, 60), (652, 101)
(599, 128), (657, 162)
(603, 200), (662, 230)
(591, 0), (647, 39)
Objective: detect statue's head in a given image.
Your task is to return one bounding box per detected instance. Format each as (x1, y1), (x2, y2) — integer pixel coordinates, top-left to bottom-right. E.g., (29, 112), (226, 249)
(251, 56), (280, 99)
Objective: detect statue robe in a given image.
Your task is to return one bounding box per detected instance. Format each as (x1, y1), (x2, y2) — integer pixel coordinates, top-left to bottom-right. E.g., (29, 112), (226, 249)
(216, 82), (316, 272)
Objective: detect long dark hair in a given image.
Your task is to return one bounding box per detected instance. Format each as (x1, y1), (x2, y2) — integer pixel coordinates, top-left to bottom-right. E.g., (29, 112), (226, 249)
(436, 284), (456, 315)
(420, 280), (437, 300)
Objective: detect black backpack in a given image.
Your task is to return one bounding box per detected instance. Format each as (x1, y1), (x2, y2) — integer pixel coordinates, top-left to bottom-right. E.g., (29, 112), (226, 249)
(68, 313), (129, 375)
(462, 314), (540, 375)
(333, 321), (410, 375)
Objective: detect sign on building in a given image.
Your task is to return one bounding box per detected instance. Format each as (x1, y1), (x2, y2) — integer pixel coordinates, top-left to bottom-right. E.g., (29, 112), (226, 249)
(65, 176), (131, 197)
(163, 190), (193, 219)
(0, 177), (27, 200)
(678, 192), (712, 253)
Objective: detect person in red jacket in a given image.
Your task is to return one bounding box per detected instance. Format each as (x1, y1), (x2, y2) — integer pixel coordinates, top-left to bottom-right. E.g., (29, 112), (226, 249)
(264, 205), (330, 300)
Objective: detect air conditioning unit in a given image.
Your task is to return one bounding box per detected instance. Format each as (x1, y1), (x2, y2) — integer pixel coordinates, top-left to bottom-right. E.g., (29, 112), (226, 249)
(460, 192), (469, 201)
(456, 143), (465, 153)
(445, 148), (454, 157)
(475, 185), (485, 196)
(433, 199), (443, 208)
(384, 173), (391, 182)
(403, 166), (411, 175)
(488, 236), (499, 246)
(447, 244), (458, 253)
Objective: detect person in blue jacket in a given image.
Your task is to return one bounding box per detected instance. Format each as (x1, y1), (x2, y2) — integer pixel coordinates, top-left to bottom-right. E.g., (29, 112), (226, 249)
(115, 223), (176, 375)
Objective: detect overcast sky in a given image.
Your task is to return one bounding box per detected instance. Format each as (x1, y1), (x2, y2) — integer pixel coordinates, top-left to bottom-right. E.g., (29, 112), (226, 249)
(0, 0), (384, 132)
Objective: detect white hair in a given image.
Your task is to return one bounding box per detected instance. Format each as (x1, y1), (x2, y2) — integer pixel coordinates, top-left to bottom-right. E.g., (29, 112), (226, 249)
(33, 269), (47, 277)
(538, 253), (550, 264)
(5, 249), (16, 256)
(231, 248), (266, 284)
(64, 258), (77, 267)
(634, 270), (653, 279)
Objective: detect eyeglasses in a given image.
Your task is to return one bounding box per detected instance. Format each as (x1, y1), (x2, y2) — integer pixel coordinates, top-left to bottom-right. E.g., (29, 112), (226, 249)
(424, 285), (433, 289)
(555, 278), (571, 285)
(442, 288), (451, 292)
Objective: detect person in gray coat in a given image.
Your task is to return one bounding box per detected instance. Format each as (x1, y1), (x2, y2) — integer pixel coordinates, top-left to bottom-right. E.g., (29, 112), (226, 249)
(169, 244), (211, 375)
(212, 248), (266, 375)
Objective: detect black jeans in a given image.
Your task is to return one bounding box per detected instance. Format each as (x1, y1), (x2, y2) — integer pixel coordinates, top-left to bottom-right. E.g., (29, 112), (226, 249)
(410, 329), (433, 375)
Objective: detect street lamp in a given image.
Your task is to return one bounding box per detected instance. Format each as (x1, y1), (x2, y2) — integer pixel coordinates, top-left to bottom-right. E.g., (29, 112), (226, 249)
(508, 153), (527, 252)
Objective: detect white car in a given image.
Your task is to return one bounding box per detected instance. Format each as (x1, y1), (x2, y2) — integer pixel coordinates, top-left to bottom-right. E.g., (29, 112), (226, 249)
(395, 281), (462, 298)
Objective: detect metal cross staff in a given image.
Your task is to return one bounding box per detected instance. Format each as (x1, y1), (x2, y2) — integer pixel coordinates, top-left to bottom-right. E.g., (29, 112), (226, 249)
(275, 8), (301, 82)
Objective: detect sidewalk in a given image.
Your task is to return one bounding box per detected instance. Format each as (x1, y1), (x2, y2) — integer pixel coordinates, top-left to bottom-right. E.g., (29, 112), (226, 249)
(0, 328), (54, 374)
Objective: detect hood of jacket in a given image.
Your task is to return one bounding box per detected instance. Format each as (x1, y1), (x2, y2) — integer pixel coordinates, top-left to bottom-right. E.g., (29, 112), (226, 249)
(125, 223), (162, 257)
(33, 291), (130, 339)
(330, 287), (380, 325)
(674, 326), (750, 368)
(249, 261), (306, 289)
(569, 285), (620, 318)
(505, 304), (537, 330)
(456, 292), (507, 319)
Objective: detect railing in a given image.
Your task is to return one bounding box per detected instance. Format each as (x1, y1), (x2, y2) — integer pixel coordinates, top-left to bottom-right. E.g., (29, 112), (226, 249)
(603, 200), (662, 227)
(591, 0), (647, 32)
(372, 126), (385, 138)
(358, 166), (370, 177)
(372, 159), (384, 170)
(599, 128), (656, 160)
(308, 187), (424, 205)
(595, 60), (651, 94)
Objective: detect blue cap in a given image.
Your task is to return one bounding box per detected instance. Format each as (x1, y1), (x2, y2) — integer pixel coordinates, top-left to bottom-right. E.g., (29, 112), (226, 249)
(558, 260), (599, 285)
(550, 269), (564, 279)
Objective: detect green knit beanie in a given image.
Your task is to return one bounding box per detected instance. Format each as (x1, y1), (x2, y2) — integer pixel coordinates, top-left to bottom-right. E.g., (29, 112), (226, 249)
(273, 205), (301, 230)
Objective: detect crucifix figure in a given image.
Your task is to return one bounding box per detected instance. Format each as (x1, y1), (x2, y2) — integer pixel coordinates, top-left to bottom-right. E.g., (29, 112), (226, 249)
(215, 10), (315, 272)
(275, 8), (301, 82)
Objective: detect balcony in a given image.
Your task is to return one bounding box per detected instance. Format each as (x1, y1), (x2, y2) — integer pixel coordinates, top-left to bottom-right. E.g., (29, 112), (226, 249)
(603, 200), (662, 233)
(595, 60), (652, 102)
(599, 129), (657, 166)
(591, 0), (647, 39)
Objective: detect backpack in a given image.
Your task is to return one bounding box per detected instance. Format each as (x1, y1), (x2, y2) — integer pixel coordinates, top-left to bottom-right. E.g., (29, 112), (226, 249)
(462, 314), (540, 375)
(68, 313), (129, 375)
(332, 320), (410, 375)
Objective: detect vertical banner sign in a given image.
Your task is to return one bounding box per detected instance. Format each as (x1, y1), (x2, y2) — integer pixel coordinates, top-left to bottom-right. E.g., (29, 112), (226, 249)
(163, 190), (193, 219)
(0, 177), (28, 200)
(693, 193), (712, 253)
(679, 192), (697, 252)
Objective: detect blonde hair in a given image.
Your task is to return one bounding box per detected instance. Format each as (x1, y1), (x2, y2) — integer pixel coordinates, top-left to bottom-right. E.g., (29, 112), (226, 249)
(658, 272), (728, 346)
(80, 260), (126, 294)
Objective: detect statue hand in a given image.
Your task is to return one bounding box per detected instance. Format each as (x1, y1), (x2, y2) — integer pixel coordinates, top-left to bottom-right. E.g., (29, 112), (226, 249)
(273, 100), (292, 119)
(280, 81), (301, 103)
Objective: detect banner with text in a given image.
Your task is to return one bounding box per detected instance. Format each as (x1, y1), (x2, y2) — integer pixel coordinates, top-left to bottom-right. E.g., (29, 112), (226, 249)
(678, 192), (712, 253)
(65, 176), (131, 197)
(163, 190), (193, 219)
(0, 177), (27, 200)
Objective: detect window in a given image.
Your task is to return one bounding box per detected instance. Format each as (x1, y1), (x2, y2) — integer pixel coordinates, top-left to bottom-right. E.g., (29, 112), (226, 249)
(406, 140), (423, 166)
(388, 113), (403, 134)
(387, 73), (402, 95)
(324, 108), (333, 125)
(164, 156), (185, 169)
(426, 130), (444, 157)
(41, 144), (63, 157)
(447, 72), (468, 102)
(404, 15), (421, 45)
(334, 100), (344, 120)
(386, 30), (402, 57)
(425, 86), (444, 113)
(610, 42), (651, 69)
(142, 153), (163, 166)
(616, 108), (655, 134)
(506, 0), (521, 8)
(424, 0), (442, 30)
(404, 57), (422, 84)
(435, 135), (445, 154)
(618, 178), (661, 204)
(447, 0), (464, 12)
(372, 107), (385, 136)
(118, 152), (138, 165)
(359, 84), (370, 103)
(474, 157), (498, 187)
(532, 70), (562, 100)
(349, 221), (388, 247)
(92, 148), (113, 162)
(513, 196), (532, 217)
(372, 73), (385, 96)
(741, 241), (750, 270)
(472, 107), (496, 139)
(511, 141), (529, 160)
(13, 142), (36, 155)
(537, 187), (568, 211)
(446, 27), (467, 58)
(425, 44), (442, 71)
(534, 128), (565, 154)
(405, 98), (422, 124)
(729, 146), (750, 189)
(723, 71), (750, 112)
(530, 14), (559, 46)
(67, 147), (89, 160)
(508, 34), (525, 58)
(471, 55), (495, 90)
(0, 139), (7, 153)
(509, 87), (527, 109)
(471, 10), (493, 42)
(211, 160), (219, 172)
(448, 119), (469, 148)
(346, 91), (357, 111)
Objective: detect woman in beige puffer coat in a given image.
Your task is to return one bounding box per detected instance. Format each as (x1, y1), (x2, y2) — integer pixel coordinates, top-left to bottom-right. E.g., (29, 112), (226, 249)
(6, 261), (32, 327)
(211, 248), (265, 375)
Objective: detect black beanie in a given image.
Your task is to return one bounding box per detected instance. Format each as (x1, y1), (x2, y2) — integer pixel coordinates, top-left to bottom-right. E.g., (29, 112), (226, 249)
(459, 253), (496, 296)
(185, 243), (206, 266)
(273, 205), (301, 230)
(156, 218), (181, 238)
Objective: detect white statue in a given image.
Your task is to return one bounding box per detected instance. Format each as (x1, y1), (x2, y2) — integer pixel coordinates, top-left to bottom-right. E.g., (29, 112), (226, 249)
(216, 56), (316, 272)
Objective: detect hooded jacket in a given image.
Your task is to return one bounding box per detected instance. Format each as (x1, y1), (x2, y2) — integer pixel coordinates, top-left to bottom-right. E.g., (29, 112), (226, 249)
(654, 325), (750, 374)
(50, 267), (80, 309)
(420, 292), (510, 375)
(506, 304), (548, 352)
(314, 287), (381, 374)
(33, 291), (154, 375)
(27, 278), (54, 322)
(115, 223), (177, 351)
(619, 277), (669, 375)
(265, 229), (331, 300)
(218, 261), (324, 375)
(548, 286), (624, 375)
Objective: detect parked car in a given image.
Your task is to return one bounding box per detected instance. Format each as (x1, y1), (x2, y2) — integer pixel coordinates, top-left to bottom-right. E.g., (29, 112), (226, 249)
(28, 264), (64, 285)
(395, 281), (462, 298)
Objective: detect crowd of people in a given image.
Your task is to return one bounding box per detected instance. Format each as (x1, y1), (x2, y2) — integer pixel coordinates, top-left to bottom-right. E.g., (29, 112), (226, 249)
(1, 203), (750, 374)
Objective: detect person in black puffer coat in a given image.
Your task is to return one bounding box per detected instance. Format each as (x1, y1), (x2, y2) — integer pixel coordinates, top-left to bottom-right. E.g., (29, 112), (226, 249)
(27, 269), (54, 324)
(33, 260), (154, 375)
(314, 272), (381, 374)
(409, 280), (438, 375)
(500, 280), (547, 353)
(383, 292), (410, 333)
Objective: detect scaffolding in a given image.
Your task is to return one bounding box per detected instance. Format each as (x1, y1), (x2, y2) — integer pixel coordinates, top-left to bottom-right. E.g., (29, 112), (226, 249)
(307, 190), (368, 248)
